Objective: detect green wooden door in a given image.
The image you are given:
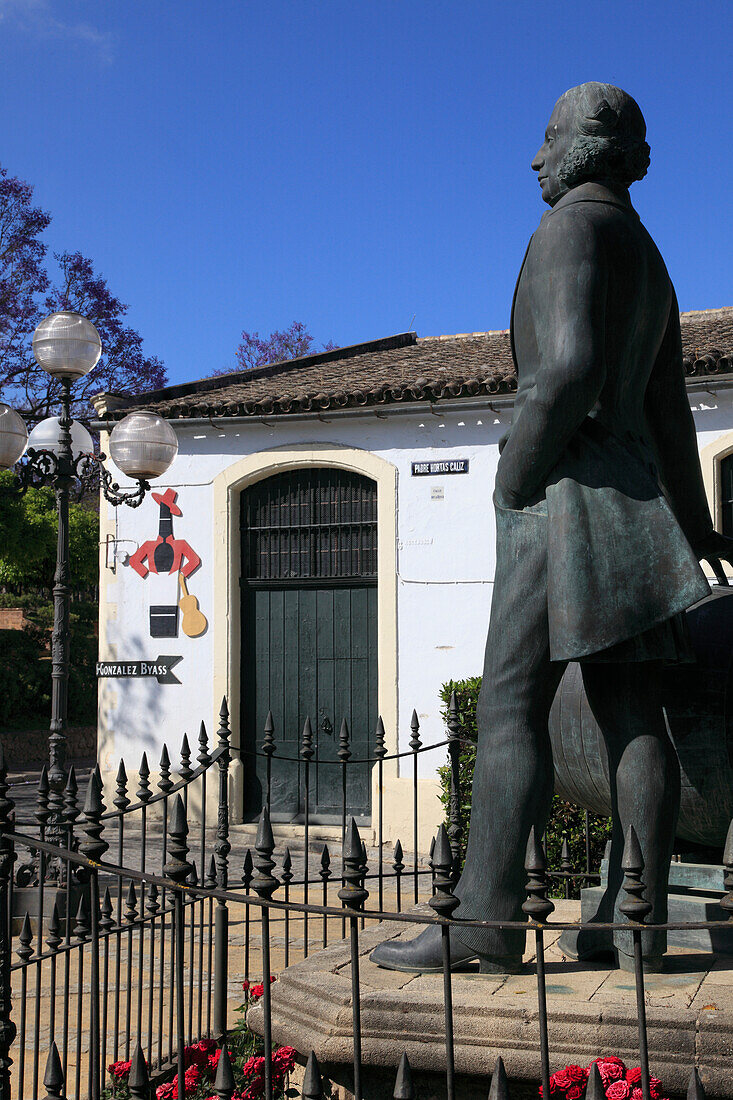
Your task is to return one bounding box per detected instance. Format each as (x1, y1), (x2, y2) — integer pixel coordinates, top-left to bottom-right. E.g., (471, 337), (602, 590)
(240, 470), (378, 822)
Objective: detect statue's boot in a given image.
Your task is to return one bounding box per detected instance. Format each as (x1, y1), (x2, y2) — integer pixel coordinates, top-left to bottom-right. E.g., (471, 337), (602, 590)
(369, 923), (523, 974)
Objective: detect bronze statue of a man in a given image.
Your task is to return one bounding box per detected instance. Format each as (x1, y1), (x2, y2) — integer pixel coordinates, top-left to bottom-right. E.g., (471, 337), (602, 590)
(372, 82), (732, 974)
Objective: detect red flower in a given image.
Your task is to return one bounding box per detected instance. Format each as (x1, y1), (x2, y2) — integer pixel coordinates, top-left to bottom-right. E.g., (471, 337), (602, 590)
(594, 1058), (625, 1086)
(567, 1087), (584, 1100)
(108, 1060), (132, 1079)
(250, 983), (264, 1000)
(566, 1066), (588, 1084)
(242, 980), (250, 993)
(184, 1039), (216, 1069)
(155, 1064), (201, 1099)
(626, 1068), (642, 1085)
(606, 1082), (631, 1100)
(554, 1068), (573, 1089)
(631, 1090), (643, 1100)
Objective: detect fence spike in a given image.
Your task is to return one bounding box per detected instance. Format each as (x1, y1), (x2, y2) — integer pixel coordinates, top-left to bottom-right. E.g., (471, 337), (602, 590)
(393, 839), (404, 875)
(115, 759), (130, 813)
(206, 854), (217, 890)
(393, 1052), (415, 1100)
(619, 825), (652, 922)
(488, 1055), (509, 1100)
(214, 1041), (235, 1098)
(338, 718), (351, 763)
(46, 901), (62, 952)
(159, 745), (173, 794)
(374, 716), (387, 759)
(282, 847), (293, 887)
(42, 1040), (64, 1100)
(80, 770), (109, 864)
(17, 912), (33, 962)
(301, 716), (314, 761)
(218, 697), (231, 752)
(128, 1041), (150, 1098)
(302, 1050), (324, 1099)
(164, 793), (190, 885)
(339, 818), (369, 910)
(63, 764), (78, 824)
(137, 752), (151, 804)
(722, 819), (733, 917)
(253, 807), (278, 899)
(125, 880), (138, 924)
(146, 882), (160, 917)
(189, 861), (199, 887)
(429, 823), (459, 918)
(522, 826), (554, 923)
(243, 848), (254, 889)
(74, 894), (90, 941)
(36, 764), (50, 829)
(198, 720), (211, 768)
(585, 1063), (606, 1100)
(263, 711), (276, 757)
(101, 887), (115, 930)
(409, 709), (421, 751)
(320, 844), (331, 880)
(687, 1067), (706, 1099)
(180, 733), (193, 783)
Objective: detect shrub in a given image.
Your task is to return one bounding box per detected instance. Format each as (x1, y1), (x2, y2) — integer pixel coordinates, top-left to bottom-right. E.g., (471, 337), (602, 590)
(437, 677), (611, 898)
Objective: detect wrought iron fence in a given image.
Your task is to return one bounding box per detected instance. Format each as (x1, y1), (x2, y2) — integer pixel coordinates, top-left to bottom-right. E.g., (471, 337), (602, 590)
(1, 697), (730, 1099)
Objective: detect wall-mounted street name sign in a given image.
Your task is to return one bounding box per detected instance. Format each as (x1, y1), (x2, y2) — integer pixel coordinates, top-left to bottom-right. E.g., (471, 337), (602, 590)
(411, 459), (469, 476)
(96, 656), (183, 685)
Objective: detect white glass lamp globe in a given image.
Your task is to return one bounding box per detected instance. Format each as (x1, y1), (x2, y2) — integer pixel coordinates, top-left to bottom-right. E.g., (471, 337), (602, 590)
(27, 417), (94, 459)
(0, 403), (28, 469)
(108, 412), (178, 480)
(32, 311), (102, 379)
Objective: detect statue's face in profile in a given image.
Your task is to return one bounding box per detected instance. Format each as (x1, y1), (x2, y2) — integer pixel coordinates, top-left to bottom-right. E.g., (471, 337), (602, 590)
(531, 95), (576, 207)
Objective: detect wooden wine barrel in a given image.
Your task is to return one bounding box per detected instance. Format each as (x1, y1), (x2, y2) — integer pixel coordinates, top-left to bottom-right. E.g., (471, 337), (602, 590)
(548, 585), (733, 847)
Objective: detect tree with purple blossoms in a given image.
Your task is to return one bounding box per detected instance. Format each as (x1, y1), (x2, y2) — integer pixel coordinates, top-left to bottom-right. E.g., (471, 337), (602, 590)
(0, 164), (166, 424)
(208, 320), (338, 377)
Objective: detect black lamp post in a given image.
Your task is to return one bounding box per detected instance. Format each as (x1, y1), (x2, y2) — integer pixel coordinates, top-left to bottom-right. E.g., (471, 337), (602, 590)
(0, 311), (178, 831)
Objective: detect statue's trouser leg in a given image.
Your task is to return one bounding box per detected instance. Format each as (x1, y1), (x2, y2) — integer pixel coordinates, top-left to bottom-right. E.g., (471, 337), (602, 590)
(579, 662), (680, 962)
(453, 502), (567, 961)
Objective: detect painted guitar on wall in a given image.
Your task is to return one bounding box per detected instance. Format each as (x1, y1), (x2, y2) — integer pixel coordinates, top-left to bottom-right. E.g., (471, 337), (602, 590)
(178, 573), (207, 637)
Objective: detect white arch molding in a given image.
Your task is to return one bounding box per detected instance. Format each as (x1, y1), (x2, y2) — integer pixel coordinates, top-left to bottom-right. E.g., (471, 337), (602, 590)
(211, 443), (399, 824)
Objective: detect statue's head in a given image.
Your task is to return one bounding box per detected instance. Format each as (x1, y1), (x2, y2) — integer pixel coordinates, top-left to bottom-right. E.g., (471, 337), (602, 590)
(532, 82), (650, 207)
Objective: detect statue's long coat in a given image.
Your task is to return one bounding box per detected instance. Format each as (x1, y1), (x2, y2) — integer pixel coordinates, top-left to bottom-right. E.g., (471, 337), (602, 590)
(496, 181), (711, 660)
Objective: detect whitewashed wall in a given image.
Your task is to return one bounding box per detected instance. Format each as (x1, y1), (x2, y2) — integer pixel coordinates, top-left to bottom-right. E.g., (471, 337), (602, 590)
(97, 386), (733, 810)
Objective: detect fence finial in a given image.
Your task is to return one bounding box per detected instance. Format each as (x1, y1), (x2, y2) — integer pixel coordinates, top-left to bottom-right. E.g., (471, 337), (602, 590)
(687, 1066), (706, 1099)
(80, 769), (109, 864)
(115, 758), (130, 813)
(409, 709), (421, 752)
(128, 1041), (150, 1098)
(302, 1050), (324, 1099)
(338, 718), (351, 763)
(180, 733), (193, 783)
(159, 744), (173, 794)
(522, 826), (554, 923)
(374, 716), (387, 759)
(393, 1052), (415, 1100)
(429, 823), (459, 918)
(301, 716), (314, 761)
(164, 793), (191, 885)
(339, 818), (369, 910)
(198, 721), (211, 768)
(263, 711), (276, 757)
(253, 807), (278, 899)
(619, 825), (652, 922)
(137, 752), (151, 804)
(488, 1055), (509, 1100)
(214, 1042), (235, 1098)
(586, 1063), (605, 1100)
(42, 1041), (64, 1100)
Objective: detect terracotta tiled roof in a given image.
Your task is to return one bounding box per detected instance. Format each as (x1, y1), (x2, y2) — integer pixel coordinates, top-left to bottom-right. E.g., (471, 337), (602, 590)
(101, 308), (733, 421)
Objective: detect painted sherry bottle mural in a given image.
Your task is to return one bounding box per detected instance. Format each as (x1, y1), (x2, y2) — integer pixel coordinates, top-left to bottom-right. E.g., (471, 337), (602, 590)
(128, 488), (207, 639)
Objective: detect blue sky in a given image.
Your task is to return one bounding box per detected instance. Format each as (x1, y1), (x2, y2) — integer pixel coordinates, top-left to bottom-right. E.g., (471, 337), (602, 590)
(0, 0), (731, 387)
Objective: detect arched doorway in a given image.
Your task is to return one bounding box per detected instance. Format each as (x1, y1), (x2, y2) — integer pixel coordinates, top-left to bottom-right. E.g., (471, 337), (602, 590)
(240, 467), (378, 822)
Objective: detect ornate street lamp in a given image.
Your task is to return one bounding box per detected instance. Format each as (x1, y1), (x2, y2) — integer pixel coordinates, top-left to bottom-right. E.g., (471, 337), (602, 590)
(0, 311), (177, 842)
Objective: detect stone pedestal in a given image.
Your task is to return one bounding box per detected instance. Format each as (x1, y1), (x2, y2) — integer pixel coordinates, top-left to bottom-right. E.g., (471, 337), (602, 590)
(250, 903), (733, 1099)
(581, 860), (733, 953)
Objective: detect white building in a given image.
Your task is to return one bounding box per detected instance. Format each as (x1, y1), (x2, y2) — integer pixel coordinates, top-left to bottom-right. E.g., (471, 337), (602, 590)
(92, 308), (733, 845)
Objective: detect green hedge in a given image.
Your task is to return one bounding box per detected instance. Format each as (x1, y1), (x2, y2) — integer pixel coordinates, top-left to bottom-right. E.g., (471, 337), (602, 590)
(437, 677), (611, 898)
(0, 600), (98, 729)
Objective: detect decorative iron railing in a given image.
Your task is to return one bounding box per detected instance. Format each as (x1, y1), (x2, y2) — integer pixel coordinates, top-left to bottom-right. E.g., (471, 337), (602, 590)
(1, 698), (730, 1099)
